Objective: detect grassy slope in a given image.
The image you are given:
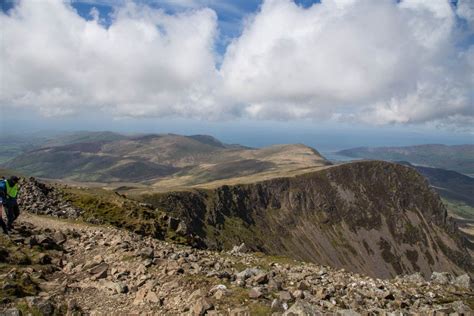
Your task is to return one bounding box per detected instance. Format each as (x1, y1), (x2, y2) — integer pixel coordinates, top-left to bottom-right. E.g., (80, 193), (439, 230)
(443, 198), (474, 220)
(58, 186), (194, 245)
(4, 135), (329, 187)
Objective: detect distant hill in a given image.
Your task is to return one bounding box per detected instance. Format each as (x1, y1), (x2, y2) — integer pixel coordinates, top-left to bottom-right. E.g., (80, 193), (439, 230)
(0, 131), (127, 164)
(42, 131), (127, 147)
(397, 162), (474, 207)
(2, 133), (330, 187)
(337, 144), (474, 176)
(396, 162), (474, 221)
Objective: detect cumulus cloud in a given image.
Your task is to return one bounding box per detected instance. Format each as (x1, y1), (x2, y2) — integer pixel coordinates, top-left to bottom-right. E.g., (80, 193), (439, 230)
(221, 0), (473, 125)
(0, 0), (219, 117)
(0, 0), (473, 128)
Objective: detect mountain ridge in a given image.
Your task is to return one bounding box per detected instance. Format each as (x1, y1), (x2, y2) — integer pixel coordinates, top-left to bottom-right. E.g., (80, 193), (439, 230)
(141, 160), (473, 279)
(2, 133), (330, 188)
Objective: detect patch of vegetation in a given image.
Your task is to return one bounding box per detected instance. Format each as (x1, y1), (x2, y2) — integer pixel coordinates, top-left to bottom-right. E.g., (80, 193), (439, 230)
(405, 249), (419, 270)
(378, 238), (403, 275)
(443, 198), (474, 220)
(215, 285), (271, 314)
(16, 302), (42, 316)
(60, 187), (166, 239)
(0, 236), (50, 302)
(402, 222), (424, 245)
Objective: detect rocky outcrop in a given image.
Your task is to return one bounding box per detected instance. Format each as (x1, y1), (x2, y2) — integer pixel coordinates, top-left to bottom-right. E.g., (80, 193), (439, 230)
(18, 178), (82, 218)
(144, 161), (473, 279)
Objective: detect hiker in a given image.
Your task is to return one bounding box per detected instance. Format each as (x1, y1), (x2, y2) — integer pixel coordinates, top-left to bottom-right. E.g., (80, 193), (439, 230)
(1, 176), (20, 231)
(0, 180), (8, 235)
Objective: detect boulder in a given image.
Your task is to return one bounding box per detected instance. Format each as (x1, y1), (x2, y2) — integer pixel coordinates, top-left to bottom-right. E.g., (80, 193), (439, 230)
(279, 291), (293, 302)
(271, 298), (287, 312)
(236, 268), (262, 281)
(138, 247), (154, 259)
(145, 291), (161, 304)
(192, 297), (213, 316)
(88, 262), (109, 279)
(102, 280), (128, 294)
(430, 272), (452, 285)
(283, 300), (320, 315)
(452, 274), (471, 289)
(402, 272), (425, 284)
(249, 287), (263, 299)
(175, 221), (188, 235)
(0, 308), (22, 316)
(37, 301), (55, 316)
(230, 243), (249, 254)
(53, 231), (67, 245)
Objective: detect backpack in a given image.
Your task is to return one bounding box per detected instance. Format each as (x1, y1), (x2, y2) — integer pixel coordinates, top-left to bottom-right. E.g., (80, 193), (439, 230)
(0, 180), (6, 199)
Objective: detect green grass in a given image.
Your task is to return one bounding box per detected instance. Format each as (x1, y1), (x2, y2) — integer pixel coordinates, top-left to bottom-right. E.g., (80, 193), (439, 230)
(16, 302), (42, 316)
(443, 198), (474, 220)
(60, 187), (168, 238)
(0, 235), (49, 302)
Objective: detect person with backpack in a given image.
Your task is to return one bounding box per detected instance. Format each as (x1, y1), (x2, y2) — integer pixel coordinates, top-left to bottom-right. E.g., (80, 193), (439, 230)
(1, 176), (20, 231)
(0, 177), (9, 235)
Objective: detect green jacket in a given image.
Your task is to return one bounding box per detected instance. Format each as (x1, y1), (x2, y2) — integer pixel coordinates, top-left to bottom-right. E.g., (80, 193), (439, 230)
(5, 180), (19, 199)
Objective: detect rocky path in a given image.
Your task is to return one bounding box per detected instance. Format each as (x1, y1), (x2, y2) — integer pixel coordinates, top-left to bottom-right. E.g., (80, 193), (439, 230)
(1, 213), (473, 315)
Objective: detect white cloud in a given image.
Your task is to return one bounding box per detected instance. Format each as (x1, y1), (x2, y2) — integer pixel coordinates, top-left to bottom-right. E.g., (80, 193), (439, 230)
(1, 0), (219, 118)
(0, 0), (472, 128)
(220, 0), (473, 125)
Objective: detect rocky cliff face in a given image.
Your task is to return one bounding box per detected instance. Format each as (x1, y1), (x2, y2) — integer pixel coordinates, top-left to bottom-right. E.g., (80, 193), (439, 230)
(143, 161), (472, 279)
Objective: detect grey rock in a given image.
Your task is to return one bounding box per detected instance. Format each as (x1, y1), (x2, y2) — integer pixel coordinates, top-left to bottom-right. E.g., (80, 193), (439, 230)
(175, 221), (188, 235)
(249, 287), (264, 299)
(452, 274), (471, 289)
(283, 300), (320, 315)
(402, 272), (425, 284)
(88, 262), (109, 279)
(37, 301), (55, 316)
(139, 247), (154, 259)
(0, 308), (22, 316)
(102, 280), (128, 294)
(279, 291), (293, 302)
(271, 298), (287, 312)
(430, 272), (452, 285)
(236, 268), (262, 280)
(230, 243), (249, 254)
(192, 297), (213, 316)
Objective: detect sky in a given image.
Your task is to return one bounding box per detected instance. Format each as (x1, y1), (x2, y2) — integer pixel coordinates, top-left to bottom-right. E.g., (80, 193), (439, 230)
(0, 0), (473, 149)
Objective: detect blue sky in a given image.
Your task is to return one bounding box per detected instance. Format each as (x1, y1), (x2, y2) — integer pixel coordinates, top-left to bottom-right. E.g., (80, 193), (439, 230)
(0, 0), (473, 148)
(67, 0), (324, 54)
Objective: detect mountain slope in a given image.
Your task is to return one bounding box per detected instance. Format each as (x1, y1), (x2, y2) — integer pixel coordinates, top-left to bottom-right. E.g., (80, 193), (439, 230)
(2, 213), (472, 315)
(2, 177), (471, 314)
(337, 144), (474, 176)
(3, 134), (330, 186)
(142, 161), (472, 279)
(398, 162), (474, 208)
